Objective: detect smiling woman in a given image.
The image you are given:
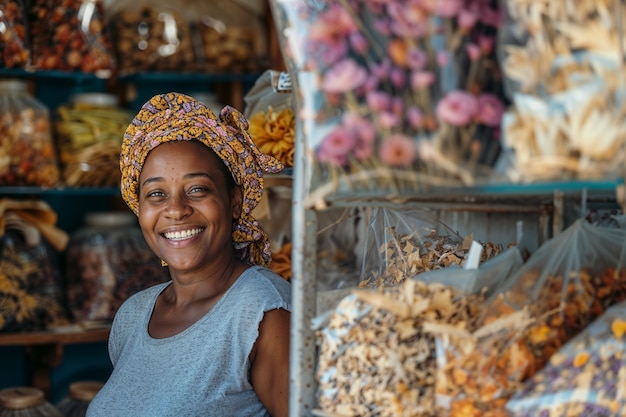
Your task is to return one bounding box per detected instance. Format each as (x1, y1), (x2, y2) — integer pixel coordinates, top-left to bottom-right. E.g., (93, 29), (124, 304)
(85, 92), (291, 417)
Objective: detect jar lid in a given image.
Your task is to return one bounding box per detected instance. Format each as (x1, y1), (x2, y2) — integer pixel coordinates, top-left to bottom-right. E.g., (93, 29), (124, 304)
(84, 212), (137, 228)
(71, 93), (119, 107)
(0, 79), (27, 92)
(68, 381), (104, 402)
(0, 387), (45, 409)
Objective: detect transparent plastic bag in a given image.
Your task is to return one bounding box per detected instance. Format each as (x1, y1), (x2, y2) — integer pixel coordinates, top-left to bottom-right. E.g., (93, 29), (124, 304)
(358, 207), (505, 288)
(0, 0), (31, 69)
(27, 0), (115, 72)
(314, 278), (486, 417)
(506, 300), (626, 417)
(65, 212), (169, 323)
(106, 0), (195, 73)
(270, 0), (506, 202)
(0, 79), (60, 187)
(245, 70), (295, 168)
(496, 1), (626, 182)
(55, 93), (133, 187)
(0, 200), (69, 332)
(189, 0), (268, 73)
(417, 245), (524, 297)
(435, 219), (626, 416)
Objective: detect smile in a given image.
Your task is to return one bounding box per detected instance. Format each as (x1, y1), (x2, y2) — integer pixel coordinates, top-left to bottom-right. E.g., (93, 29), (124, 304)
(163, 228), (205, 241)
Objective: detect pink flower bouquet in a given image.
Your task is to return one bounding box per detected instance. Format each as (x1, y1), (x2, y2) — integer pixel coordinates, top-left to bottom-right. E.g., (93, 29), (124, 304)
(270, 0), (506, 203)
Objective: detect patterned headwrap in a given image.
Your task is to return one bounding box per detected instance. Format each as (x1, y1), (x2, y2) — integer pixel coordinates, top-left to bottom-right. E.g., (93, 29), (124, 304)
(120, 92), (284, 267)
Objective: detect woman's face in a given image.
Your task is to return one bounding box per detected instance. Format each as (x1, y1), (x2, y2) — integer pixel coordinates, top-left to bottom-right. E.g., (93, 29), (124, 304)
(137, 141), (242, 273)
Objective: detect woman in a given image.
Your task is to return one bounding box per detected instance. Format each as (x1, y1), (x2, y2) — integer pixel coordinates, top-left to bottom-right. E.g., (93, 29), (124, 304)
(86, 93), (291, 417)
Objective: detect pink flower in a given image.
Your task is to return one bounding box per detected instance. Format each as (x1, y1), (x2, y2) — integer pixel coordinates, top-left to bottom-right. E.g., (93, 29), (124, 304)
(407, 106), (424, 129)
(407, 48), (428, 71)
(349, 32), (368, 55)
(479, 35), (495, 55)
(366, 91), (391, 112)
(437, 50), (450, 68)
(369, 58), (392, 80)
(476, 93), (505, 127)
(390, 66), (406, 88)
(317, 125), (357, 166)
(379, 134), (417, 167)
(344, 113), (376, 160)
(378, 112), (401, 129)
(478, 3), (502, 27)
(423, 0), (464, 18)
(388, 2), (430, 38)
(309, 5), (356, 41)
(411, 71), (435, 90)
(322, 58), (368, 93)
(466, 43), (480, 62)
(457, 9), (478, 31)
(306, 5), (356, 65)
(436, 91), (478, 126)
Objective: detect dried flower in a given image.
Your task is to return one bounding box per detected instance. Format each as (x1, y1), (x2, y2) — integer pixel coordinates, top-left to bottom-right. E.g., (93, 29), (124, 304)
(379, 134), (417, 167)
(476, 93), (505, 127)
(436, 91), (479, 127)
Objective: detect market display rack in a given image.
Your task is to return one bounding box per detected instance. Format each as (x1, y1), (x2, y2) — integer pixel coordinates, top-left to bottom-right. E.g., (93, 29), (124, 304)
(289, 177), (626, 416)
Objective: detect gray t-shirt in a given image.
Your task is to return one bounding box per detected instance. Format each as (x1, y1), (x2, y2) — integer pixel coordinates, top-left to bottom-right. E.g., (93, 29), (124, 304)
(86, 266), (292, 417)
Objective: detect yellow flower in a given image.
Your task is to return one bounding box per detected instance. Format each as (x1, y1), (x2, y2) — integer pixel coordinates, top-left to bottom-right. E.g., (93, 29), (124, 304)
(249, 107), (295, 167)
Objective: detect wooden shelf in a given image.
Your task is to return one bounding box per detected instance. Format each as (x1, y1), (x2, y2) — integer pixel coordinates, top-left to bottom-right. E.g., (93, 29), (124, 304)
(0, 325), (111, 396)
(0, 326), (110, 347)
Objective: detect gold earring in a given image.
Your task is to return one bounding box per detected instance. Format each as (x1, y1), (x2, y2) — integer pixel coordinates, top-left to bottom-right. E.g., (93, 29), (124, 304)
(161, 259), (168, 267)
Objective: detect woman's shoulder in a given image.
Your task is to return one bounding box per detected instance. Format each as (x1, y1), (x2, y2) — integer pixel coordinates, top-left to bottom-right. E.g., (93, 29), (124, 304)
(240, 266), (290, 291)
(234, 266), (291, 311)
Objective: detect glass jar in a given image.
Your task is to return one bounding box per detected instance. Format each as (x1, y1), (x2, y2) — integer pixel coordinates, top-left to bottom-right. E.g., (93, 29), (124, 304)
(55, 92), (133, 187)
(0, 79), (59, 186)
(27, 0), (115, 73)
(65, 211), (169, 323)
(0, 387), (63, 417)
(107, 0), (196, 73)
(0, 0), (31, 69)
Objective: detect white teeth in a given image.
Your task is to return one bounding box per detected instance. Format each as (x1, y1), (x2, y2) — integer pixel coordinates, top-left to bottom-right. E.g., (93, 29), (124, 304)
(164, 228), (203, 241)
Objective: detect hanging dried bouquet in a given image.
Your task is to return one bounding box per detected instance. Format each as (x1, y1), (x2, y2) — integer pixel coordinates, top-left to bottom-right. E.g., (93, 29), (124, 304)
(270, 0), (506, 205)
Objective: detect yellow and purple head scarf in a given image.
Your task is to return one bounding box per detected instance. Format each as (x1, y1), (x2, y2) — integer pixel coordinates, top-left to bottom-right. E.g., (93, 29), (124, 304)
(120, 92), (284, 267)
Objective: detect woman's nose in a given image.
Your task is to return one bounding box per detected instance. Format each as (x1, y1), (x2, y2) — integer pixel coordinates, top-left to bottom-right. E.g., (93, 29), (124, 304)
(164, 194), (191, 218)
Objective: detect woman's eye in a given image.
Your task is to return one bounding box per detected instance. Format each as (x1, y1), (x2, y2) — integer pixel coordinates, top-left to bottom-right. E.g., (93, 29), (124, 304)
(146, 190), (165, 198)
(189, 186), (209, 194)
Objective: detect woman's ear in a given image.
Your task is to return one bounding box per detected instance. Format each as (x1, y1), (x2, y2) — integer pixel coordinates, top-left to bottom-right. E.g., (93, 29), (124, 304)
(231, 185), (244, 219)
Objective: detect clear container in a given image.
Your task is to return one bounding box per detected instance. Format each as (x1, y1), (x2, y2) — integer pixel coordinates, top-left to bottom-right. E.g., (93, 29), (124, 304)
(0, 387), (63, 417)
(107, 0), (196, 73)
(0, 79), (60, 186)
(56, 381), (103, 417)
(65, 211), (169, 323)
(0, 224), (67, 332)
(27, 0), (116, 73)
(0, 0), (31, 69)
(55, 92), (133, 187)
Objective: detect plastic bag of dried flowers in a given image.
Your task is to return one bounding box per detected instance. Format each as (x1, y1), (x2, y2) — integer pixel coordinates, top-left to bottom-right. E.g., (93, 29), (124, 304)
(313, 243), (527, 417)
(245, 70), (295, 168)
(357, 207), (506, 289)
(434, 219), (626, 417)
(270, 0), (507, 202)
(314, 278), (487, 417)
(495, 0), (626, 182)
(506, 300), (626, 417)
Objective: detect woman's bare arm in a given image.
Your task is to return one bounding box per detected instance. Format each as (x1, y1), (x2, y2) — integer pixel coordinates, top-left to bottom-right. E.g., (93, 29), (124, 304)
(250, 308), (291, 417)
